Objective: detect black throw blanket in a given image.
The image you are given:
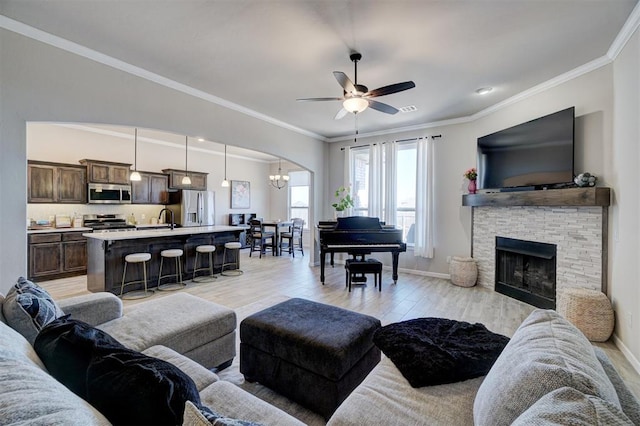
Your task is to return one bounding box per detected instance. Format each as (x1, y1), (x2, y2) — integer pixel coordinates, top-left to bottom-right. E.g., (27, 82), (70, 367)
(373, 317), (509, 388)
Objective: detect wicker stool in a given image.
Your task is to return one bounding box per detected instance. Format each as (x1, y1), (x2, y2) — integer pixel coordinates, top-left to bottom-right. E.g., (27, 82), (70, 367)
(120, 252), (154, 300)
(557, 288), (614, 342)
(221, 242), (243, 276)
(157, 249), (185, 291)
(193, 245), (217, 283)
(449, 256), (478, 287)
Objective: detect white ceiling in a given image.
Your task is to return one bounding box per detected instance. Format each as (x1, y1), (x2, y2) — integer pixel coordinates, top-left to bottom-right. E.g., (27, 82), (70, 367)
(2, 0), (638, 140)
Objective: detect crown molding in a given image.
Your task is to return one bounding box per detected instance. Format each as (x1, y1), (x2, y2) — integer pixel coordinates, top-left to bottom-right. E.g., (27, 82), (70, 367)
(608, 1), (640, 60)
(0, 15), (325, 142)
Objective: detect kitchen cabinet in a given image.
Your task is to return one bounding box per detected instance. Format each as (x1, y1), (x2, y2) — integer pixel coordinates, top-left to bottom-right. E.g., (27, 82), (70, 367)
(28, 231), (87, 280)
(163, 168), (208, 191)
(28, 160), (87, 204)
(131, 172), (169, 204)
(80, 159), (132, 184)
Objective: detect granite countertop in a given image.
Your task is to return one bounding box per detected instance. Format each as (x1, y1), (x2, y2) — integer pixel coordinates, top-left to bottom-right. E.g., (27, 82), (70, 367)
(28, 227), (93, 234)
(83, 225), (243, 241)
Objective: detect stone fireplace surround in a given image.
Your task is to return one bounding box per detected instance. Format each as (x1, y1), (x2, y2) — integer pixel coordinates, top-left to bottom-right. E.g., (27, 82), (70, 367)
(463, 188), (610, 299)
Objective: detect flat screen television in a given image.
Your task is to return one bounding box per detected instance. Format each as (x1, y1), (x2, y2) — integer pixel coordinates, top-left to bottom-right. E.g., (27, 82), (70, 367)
(477, 107), (575, 191)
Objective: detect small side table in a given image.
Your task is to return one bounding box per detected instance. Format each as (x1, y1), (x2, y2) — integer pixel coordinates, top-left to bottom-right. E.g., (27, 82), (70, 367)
(449, 256), (478, 287)
(557, 288), (614, 342)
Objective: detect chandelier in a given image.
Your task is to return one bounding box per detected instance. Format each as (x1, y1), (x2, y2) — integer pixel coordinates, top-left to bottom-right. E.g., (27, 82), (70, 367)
(269, 159), (289, 189)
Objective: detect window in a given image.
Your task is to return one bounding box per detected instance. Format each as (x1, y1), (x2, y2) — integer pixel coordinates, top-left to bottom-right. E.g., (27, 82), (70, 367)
(351, 147), (370, 217)
(397, 142), (417, 245)
(288, 171), (309, 226)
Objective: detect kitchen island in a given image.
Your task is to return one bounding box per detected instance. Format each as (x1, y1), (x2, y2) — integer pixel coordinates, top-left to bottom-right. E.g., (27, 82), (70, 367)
(84, 226), (244, 294)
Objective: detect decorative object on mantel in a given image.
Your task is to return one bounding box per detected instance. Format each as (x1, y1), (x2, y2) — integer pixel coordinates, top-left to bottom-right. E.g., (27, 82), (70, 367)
(449, 256), (478, 287)
(574, 172), (597, 187)
(332, 186), (354, 218)
(463, 167), (477, 194)
(556, 288), (614, 342)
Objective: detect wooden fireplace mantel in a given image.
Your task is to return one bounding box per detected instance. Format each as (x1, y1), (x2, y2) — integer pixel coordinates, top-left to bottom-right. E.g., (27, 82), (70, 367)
(462, 187), (610, 208)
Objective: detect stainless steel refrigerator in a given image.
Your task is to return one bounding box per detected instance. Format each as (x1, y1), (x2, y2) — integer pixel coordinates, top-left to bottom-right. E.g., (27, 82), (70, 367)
(168, 190), (215, 227)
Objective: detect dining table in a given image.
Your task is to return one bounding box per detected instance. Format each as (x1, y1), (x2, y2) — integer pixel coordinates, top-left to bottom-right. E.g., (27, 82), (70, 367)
(261, 220), (293, 255)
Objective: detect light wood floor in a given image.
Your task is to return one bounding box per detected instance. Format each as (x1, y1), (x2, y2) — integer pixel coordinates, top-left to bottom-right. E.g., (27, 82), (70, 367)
(41, 250), (640, 424)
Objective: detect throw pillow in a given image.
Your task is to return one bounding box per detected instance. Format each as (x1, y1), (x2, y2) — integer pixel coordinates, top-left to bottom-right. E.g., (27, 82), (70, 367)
(182, 401), (264, 426)
(3, 277), (65, 344)
(373, 317), (509, 387)
(34, 316), (202, 426)
(34, 315), (127, 398)
(512, 387), (633, 425)
(473, 309), (621, 426)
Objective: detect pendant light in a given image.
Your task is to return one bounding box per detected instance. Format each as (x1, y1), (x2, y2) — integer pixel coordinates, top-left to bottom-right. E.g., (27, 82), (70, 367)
(181, 136), (191, 185)
(129, 128), (141, 181)
(269, 158), (290, 189)
(221, 144), (229, 187)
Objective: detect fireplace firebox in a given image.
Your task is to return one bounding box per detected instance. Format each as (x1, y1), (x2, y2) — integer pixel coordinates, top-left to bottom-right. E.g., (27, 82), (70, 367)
(495, 237), (556, 309)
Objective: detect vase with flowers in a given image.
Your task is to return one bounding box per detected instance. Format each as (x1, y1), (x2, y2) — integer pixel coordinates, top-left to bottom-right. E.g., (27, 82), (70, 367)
(332, 186), (354, 218)
(464, 167), (478, 194)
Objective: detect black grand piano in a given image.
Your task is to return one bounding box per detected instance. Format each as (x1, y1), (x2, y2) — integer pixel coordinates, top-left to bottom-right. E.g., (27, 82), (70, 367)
(318, 216), (407, 284)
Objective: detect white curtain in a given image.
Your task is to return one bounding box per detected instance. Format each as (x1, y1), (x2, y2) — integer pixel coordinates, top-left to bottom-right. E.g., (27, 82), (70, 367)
(343, 147), (353, 216)
(384, 142), (397, 226)
(414, 137), (435, 258)
(369, 143), (384, 219)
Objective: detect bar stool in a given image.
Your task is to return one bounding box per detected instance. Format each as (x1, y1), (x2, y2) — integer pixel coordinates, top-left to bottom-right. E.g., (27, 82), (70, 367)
(157, 248), (185, 291)
(221, 242), (243, 276)
(120, 252), (154, 300)
(193, 245), (217, 283)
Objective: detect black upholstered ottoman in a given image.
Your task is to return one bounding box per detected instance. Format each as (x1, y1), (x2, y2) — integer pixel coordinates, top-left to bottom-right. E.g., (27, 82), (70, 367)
(239, 298), (381, 420)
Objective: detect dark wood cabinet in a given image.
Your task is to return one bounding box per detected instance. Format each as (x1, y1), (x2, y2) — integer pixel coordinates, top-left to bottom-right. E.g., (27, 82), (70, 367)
(28, 231), (87, 281)
(28, 161), (86, 204)
(131, 172), (169, 204)
(80, 159), (132, 184)
(163, 168), (208, 191)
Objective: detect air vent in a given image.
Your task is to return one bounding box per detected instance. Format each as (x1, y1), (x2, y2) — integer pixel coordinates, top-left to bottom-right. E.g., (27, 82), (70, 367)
(399, 105), (417, 113)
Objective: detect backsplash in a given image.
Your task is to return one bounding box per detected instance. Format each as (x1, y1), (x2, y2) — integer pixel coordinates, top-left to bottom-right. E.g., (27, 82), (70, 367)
(27, 204), (165, 227)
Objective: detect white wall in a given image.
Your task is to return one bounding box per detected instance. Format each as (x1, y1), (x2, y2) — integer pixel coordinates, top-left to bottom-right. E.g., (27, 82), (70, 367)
(26, 123), (274, 225)
(611, 27), (640, 367)
(0, 28), (326, 295)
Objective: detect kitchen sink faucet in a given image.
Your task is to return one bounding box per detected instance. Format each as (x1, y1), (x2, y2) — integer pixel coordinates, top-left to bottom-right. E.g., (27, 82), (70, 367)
(158, 208), (175, 230)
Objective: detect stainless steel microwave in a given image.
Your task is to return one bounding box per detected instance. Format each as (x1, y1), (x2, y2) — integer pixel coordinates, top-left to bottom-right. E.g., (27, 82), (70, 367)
(87, 183), (132, 204)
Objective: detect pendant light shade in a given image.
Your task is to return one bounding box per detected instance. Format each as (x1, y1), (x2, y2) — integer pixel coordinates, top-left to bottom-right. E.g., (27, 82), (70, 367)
(221, 144), (229, 187)
(130, 128), (141, 181)
(182, 136), (191, 185)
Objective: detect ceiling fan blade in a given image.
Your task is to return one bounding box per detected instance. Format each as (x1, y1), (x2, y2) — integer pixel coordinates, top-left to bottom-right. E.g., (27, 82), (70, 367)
(368, 100), (399, 114)
(333, 71), (356, 93)
(366, 81), (416, 98)
(334, 108), (349, 120)
(296, 97), (344, 102)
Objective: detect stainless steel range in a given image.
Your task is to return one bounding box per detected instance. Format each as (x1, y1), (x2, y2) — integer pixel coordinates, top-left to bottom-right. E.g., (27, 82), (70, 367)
(83, 214), (136, 232)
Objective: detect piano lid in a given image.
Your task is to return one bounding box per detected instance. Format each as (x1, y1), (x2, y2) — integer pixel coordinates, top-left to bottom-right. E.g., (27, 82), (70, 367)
(335, 216), (382, 230)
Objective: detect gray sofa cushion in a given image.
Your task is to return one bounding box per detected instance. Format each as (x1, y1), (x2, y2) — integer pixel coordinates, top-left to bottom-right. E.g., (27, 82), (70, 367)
(327, 356), (482, 426)
(474, 309), (621, 426)
(512, 387), (633, 425)
(593, 347), (640, 424)
(144, 345), (219, 392)
(2, 277), (65, 344)
(0, 321), (109, 425)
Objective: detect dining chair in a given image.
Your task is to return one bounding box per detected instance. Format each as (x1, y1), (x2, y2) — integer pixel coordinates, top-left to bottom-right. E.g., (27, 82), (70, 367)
(248, 219), (275, 258)
(280, 218), (304, 257)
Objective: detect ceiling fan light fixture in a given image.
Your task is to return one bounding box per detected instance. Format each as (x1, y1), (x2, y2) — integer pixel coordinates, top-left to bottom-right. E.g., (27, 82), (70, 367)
(343, 97), (369, 114)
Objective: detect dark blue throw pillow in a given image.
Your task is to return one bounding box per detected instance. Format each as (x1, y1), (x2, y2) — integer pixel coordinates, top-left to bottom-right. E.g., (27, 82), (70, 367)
(34, 316), (201, 425)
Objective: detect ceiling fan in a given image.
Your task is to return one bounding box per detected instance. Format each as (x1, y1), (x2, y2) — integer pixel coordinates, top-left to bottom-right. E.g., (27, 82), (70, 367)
(297, 52), (416, 120)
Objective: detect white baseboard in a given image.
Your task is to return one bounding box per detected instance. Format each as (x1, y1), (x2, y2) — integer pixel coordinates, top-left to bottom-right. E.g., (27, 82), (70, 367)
(612, 333), (640, 376)
(327, 259), (451, 280)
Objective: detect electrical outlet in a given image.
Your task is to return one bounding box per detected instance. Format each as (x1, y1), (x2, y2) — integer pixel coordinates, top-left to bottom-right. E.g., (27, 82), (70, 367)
(446, 256), (451, 264)
(627, 312), (633, 329)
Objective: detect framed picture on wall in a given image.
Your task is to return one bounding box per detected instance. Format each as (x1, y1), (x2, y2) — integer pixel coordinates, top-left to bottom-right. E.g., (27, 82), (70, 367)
(231, 180), (251, 209)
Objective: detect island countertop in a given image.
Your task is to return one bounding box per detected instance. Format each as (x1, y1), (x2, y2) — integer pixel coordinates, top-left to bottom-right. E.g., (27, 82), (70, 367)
(83, 225), (243, 241)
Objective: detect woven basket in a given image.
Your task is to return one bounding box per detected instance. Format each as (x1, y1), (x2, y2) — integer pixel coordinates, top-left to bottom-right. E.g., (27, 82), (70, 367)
(557, 288), (614, 342)
(449, 257), (478, 287)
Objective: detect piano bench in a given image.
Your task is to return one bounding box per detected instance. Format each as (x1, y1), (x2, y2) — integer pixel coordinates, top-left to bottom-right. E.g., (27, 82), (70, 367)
(345, 258), (383, 292)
